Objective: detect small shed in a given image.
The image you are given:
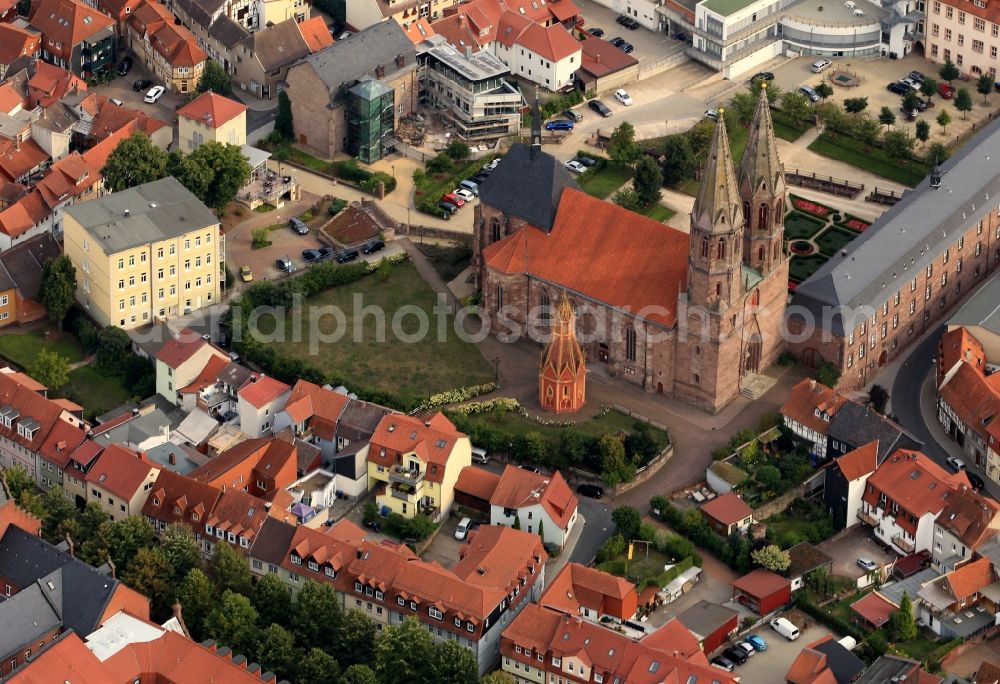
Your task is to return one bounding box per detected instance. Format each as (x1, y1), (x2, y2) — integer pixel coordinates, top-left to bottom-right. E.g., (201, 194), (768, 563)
(701, 492), (754, 536)
(787, 542), (834, 591)
(850, 592), (896, 629)
(677, 600), (739, 654)
(731, 569), (792, 615)
(454, 466), (501, 515)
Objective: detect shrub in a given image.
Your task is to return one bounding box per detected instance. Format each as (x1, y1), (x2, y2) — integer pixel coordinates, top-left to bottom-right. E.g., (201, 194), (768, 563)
(426, 154), (453, 174)
(251, 227), (272, 249)
(328, 198), (347, 216)
(596, 534), (627, 563)
(299, 209), (313, 222)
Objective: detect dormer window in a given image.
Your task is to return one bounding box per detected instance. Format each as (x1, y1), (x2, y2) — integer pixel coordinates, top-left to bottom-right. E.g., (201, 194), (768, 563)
(324, 566), (336, 578)
(355, 581), (363, 592)
(454, 617), (461, 627)
(291, 554), (302, 565)
(308, 560), (319, 571)
(174, 506), (182, 514)
(153, 497), (161, 506)
(191, 513), (200, 522)
(205, 524), (213, 534)
(429, 606), (443, 620)
(409, 601), (417, 610)
(240, 537), (249, 548)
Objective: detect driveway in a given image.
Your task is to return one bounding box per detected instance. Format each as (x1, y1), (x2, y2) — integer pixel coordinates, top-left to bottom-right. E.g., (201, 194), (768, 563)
(819, 526), (896, 580)
(734, 623), (835, 682)
(92, 61), (184, 132)
(572, 0), (684, 66)
(421, 516), (466, 567)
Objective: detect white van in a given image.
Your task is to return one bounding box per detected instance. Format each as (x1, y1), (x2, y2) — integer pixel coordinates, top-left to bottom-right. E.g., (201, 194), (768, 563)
(471, 447), (490, 464)
(455, 517), (472, 540)
(770, 617), (800, 641)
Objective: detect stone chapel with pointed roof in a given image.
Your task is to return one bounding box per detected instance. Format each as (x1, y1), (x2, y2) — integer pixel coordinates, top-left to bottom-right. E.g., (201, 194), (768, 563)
(474, 91), (789, 412)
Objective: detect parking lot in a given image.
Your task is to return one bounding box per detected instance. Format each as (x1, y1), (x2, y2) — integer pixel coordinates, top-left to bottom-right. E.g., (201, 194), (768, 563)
(819, 525), (896, 580)
(730, 622), (835, 682)
(94, 61), (183, 134)
(573, 0), (685, 66)
(420, 516), (468, 567)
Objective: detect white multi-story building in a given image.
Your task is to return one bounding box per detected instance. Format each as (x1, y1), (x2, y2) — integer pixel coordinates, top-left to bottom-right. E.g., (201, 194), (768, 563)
(489, 465), (579, 548)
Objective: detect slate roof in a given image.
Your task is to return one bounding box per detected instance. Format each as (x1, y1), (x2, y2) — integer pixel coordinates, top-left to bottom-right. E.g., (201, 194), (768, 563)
(675, 599), (738, 640)
(949, 273), (1000, 336)
(787, 542), (834, 580)
(478, 143), (577, 232)
(249, 516), (297, 567)
(336, 398), (392, 444)
(827, 401), (917, 462)
(172, 0), (224, 29)
(207, 14), (247, 49)
(791, 113), (1000, 336)
(241, 17), (312, 72)
(0, 231), (60, 299)
(855, 655), (941, 684)
(300, 21), (415, 96)
(878, 568), (938, 606)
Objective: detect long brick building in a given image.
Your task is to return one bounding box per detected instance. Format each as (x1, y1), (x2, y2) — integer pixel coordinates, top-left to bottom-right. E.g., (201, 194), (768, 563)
(788, 116), (1000, 390)
(473, 93), (790, 413)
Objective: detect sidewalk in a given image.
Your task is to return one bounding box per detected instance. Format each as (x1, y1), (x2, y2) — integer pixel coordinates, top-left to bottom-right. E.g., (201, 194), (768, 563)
(547, 513), (586, 577)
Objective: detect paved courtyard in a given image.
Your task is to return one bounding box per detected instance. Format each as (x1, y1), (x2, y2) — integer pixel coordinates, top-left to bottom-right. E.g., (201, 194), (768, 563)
(819, 525), (897, 580)
(735, 623), (835, 682)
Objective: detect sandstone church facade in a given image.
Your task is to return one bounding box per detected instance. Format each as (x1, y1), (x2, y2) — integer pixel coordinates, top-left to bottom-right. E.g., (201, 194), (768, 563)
(472, 93), (790, 413)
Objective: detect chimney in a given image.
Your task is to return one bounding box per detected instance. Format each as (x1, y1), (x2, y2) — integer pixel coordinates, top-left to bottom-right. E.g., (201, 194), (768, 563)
(169, 451), (176, 465)
(65, 533), (75, 557)
(809, 378), (816, 390)
(172, 600), (192, 638)
(396, 54), (405, 68)
(107, 557), (116, 579)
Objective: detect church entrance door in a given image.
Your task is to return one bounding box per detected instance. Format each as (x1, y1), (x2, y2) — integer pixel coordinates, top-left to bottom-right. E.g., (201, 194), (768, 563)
(598, 343), (609, 363)
(745, 334), (762, 374)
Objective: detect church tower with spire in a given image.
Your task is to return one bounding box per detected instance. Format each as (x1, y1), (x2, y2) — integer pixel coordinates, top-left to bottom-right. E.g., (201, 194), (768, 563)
(539, 291), (586, 413)
(687, 110), (745, 311)
(738, 87), (787, 275)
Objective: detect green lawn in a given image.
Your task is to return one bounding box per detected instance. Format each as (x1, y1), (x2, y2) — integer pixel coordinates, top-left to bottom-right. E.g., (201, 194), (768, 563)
(58, 365), (132, 419)
(577, 162), (633, 199)
(261, 261), (493, 406)
(598, 548), (674, 589)
(641, 204), (677, 222)
(414, 157), (494, 215)
(254, 203), (276, 213)
(772, 111), (811, 142)
(784, 211), (827, 240)
(815, 226), (858, 257)
(0, 332), (86, 367)
(789, 254), (827, 283)
(454, 407), (670, 449)
(808, 134), (931, 186)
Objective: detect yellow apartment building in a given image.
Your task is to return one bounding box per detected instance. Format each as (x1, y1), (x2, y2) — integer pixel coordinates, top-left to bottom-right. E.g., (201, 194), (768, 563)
(177, 92), (248, 153)
(63, 176), (223, 329)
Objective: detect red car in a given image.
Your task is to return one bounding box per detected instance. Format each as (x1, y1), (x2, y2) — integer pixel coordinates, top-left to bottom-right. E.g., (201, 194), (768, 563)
(938, 82), (956, 99)
(441, 192), (465, 208)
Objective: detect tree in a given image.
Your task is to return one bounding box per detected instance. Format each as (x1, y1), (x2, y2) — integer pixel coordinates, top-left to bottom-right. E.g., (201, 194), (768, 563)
(607, 121), (640, 165)
(481, 673), (516, 684)
(177, 568), (216, 640)
(936, 107), (952, 134)
(430, 640), (478, 684)
(854, 116), (881, 147)
(920, 76), (938, 104)
(101, 133), (167, 192)
(750, 79), (781, 104)
(926, 141), (950, 165)
(185, 142), (251, 212)
(39, 486), (76, 542)
(3, 463), (35, 501)
(426, 153), (452, 174)
(252, 573), (293, 629)
(255, 623), (301, 681)
(633, 156), (663, 208)
(599, 433), (634, 487)
(891, 592), (918, 640)
(205, 590), (259, 654)
(883, 129), (915, 164)
(868, 384), (890, 414)
(661, 134), (696, 186)
(332, 609), (375, 668)
(512, 514), (522, 530)
(39, 255), (77, 331)
(977, 73), (994, 104)
(210, 541), (253, 596)
(756, 464), (782, 489)
(28, 349), (70, 390)
(102, 516), (156, 576)
(537, 519), (545, 544)
(612, 506), (642, 541)
(955, 87), (973, 119)
(751, 544), (791, 572)
(780, 91), (812, 125)
(167, 150), (213, 203)
(939, 59), (960, 84)
(275, 90), (293, 140)
(299, 648), (341, 684)
(611, 187), (642, 212)
(122, 547), (174, 618)
(293, 580), (342, 650)
(878, 106), (896, 131)
(915, 119), (931, 147)
(843, 96), (869, 115)
(340, 664), (378, 684)
(159, 523), (201, 584)
(95, 326), (132, 375)
(444, 140), (470, 160)
(374, 618), (435, 683)
(814, 82), (833, 101)
(728, 90), (757, 127)
(196, 60), (232, 96)
(902, 89), (922, 114)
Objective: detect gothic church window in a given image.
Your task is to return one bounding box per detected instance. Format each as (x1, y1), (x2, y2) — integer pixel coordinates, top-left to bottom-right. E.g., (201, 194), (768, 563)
(701, 236), (709, 258)
(758, 204), (769, 230)
(717, 238), (726, 259)
(625, 327), (637, 362)
(491, 219), (501, 242)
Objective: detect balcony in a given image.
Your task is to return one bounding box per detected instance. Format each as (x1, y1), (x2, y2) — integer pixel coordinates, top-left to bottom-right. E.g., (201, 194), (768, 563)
(389, 482), (418, 502)
(892, 534), (915, 554)
(858, 509), (879, 527)
(388, 464), (424, 485)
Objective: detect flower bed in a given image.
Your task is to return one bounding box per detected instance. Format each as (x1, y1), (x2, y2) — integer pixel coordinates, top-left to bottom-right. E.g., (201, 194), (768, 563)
(790, 240), (815, 255)
(792, 196), (833, 218)
(783, 211), (826, 240)
(839, 213), (871, 232)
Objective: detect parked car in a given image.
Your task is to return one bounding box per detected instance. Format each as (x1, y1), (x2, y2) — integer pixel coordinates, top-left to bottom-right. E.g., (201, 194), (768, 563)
(745, 635), (767, 651)
(810, 58), (832, 73)
(442, 192), (465, 208)
(624, 16), (640, 29)
(704, 108), (719, 120)
(576, 156), (596, 167)
(946, 456), (967, 471)
(609, 36), (626, 47)
(455, 517), (473, 540)
(969, 472), (985, 491)
(336, 248), (360, 263)
(239, 266), (253, 282)
(770, 617), (800, 640)
(723, 646), (748, 665)
(563, 108), (584, 122)
(799, 85), (820, 102)
(886, 81), (909, 95)
(857, 558), (878, 572)
(454, 188), (476, 203)
(289, 217), (309, 235)
(710, 656), (735, 672)
(487, 157), (501, 170)
(576, 483), (604, 498)
(109, 98), (124, 107)
(143, 85), (165, 103)
(472, 171), (490, 183)
(471, 447), (490, 464)
(545, 119), (574, 131)
(908, 70), (926, 83)
(588, 100), (612, 117)
(900, 77), (920, 90)
(459, 179), (480, 195)
(117, 56), (133, 76)
(620, 42), (634, 53)
(275, 256), (294, 272)
(938, 82), (956, 99)
(565, 159), (587, 173)
(751, 71), (774, 82)
(614, 88), (633, 106)
(302, 248), (323, 262)
(673, 30), (691, 42)
(438, 200), (458, 214)
(362, 238), (385, 254)
(318, 246), (337, 260)
(586, 26), (605, 37)
(132, 79), (152, 92)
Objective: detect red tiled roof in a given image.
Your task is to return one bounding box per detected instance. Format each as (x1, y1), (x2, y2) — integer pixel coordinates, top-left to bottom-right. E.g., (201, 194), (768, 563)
(0, 497), (42, 538)
(0, 84), (23, 114)
(836, 440), (879, 481)
(946, 557), (994, 601)
(239, 375), (290, 409)
(0, 139), (49, 183)
(781, 378), (849, 436)
(940, 361), (1000, 447)
(700, 491), (753, 526)
(323, 517), (367, 544)
(490, 464), (577, 530)
(455, 465), (501, 501)
(940, 327), (986, 378)
(785, 641), (831, 684)
(297, 16), (334, 52)
(403, 17), (435, 44)
(101, 629), (268, 682)
(936, 487), (1000, 551)
(484, 187), (688, 327)
(206, 487), (269, 546)
(0, 370), (67, 453)
(5, 632), (111, 684)
(142, 468), (222, 528)
(639, 617), (704, 660)
(155, 328), (208, 369)
(2, 370), (46, 392)
(862, 450), (969, 536)
(578, 34), (637, 78)
(178, 353), (229, 394)
(850, 591), (895, 627)
(177, 91), (247, 129)
(540, 562), (638, 620)
(28, 0), (113, 61)
(367, 412), (464, 484)
(128, 0), (206, 67)
(0, 24), (40, 69)
(973, 661), (1000, 684)
(38, 419), (87, 468)
(27, 61), (87, 109)
(282, 380), (350, 441)
(732, 568), (791, 598)
(84, 443), (157, 499)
